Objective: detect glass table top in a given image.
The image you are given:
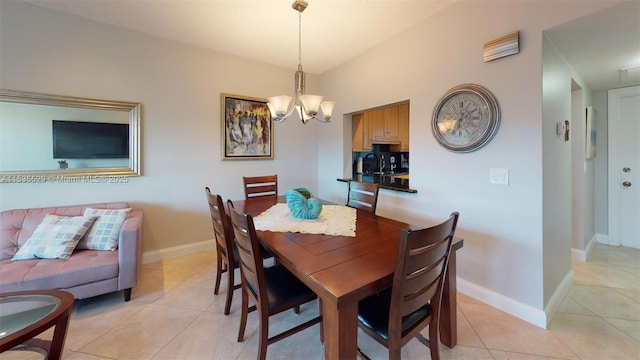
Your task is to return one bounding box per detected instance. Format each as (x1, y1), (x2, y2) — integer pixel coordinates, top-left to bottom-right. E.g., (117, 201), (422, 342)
(0, 295), (61, 340)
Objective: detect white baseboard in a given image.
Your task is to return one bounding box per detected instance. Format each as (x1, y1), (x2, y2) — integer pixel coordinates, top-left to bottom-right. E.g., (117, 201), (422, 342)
(543, 270), (574, 328)
(571, 248), (587, 263)
(596, 232), (608, 245)
(572, 234), (598, 262)
(142, 239), (215, 264)
(457, 266), (574, 330)
(457, 278), (548, 329)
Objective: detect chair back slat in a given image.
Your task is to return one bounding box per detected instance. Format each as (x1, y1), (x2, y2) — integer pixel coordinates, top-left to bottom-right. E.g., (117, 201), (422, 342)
(346, 180), (380, 213)
(402, 240), (450, 298)
(243, 175), (278, 200)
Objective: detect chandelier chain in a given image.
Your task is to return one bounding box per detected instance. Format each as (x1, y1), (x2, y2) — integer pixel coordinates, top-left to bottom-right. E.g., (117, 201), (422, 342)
(298, 10), (302, 68)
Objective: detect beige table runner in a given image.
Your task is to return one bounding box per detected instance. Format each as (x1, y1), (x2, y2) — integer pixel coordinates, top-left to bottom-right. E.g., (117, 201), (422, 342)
(253, 203), (356, 237)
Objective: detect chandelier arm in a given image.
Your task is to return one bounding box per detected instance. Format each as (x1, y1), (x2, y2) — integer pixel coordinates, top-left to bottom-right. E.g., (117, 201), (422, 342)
(281, 101), (297, 121)
(271, 100), (297, 123)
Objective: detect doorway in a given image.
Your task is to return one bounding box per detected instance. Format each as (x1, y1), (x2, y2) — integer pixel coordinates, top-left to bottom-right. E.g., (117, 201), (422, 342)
(608, 86), (640, 249)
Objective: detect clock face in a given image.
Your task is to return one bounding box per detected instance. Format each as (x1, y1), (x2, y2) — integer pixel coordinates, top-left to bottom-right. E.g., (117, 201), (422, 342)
(432, 84), (500, 153)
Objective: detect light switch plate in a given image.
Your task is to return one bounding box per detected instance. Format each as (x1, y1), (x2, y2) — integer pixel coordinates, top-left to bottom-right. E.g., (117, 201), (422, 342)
(490, 168), (509, 185)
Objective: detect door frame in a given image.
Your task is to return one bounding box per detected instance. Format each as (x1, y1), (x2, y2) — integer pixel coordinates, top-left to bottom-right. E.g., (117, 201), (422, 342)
(607, 86), (640, 246)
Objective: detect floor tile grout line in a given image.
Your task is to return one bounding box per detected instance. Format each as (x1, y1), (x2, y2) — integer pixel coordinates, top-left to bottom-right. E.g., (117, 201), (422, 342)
(599, 316), (640, 345)
(453, 301), (493, 354)
(548, 310), (613, 360)
(145, 304), (209, 360)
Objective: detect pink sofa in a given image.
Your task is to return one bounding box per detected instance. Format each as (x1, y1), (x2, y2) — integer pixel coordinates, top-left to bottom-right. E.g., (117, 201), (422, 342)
(0, 202), (142, 301)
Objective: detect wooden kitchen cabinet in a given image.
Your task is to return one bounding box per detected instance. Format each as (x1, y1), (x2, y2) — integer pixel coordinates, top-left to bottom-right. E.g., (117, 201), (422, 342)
(366, 109), (385, 143)
(352, 113), (371, 151)
(369, 107), (400, 143)
(383, 106), (400, 141)
(396, 103), (409, 151)
(353, 102), (410, 152)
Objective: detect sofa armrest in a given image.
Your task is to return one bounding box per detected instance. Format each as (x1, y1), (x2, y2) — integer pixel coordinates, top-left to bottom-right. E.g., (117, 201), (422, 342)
(118, 208), (143, 293)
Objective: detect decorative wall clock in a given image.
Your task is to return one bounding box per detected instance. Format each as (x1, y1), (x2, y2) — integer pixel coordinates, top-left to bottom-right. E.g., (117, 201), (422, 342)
(432, 84), (500, 153)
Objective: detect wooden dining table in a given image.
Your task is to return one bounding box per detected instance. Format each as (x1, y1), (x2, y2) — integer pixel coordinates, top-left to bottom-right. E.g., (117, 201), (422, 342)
(233, 196), (463, 360)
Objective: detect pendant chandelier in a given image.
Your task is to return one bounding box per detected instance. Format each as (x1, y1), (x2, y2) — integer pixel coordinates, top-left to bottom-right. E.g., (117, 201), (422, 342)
(267, 0), (335, 124)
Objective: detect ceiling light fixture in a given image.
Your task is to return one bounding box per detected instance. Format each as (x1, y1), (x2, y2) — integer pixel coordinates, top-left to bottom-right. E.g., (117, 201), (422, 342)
(267, 0), (335, 124)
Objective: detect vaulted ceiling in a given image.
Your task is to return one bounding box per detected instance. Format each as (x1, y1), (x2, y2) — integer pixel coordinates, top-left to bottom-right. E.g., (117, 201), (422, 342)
(26, 0), (640, 91)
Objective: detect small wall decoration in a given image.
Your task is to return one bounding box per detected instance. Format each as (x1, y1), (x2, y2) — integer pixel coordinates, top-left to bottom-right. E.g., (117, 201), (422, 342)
(483, 31), (520, 62)
(585, 106), (597, 158)
(221, 93), (273, 160)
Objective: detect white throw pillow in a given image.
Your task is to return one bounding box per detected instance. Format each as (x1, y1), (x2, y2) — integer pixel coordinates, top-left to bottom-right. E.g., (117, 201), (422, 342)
(12, 214), (97, 260)
(78, 208), (131, 251)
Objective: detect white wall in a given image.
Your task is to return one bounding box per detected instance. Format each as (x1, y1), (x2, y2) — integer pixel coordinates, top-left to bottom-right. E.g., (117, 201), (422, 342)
(542, 35), (573, 314)
(318, 1), (617, 327)
(0, 0), (620, 328)
(0, 0), (320, 257)
(571, 82), (596, 256)
(593, 90), (609, 238)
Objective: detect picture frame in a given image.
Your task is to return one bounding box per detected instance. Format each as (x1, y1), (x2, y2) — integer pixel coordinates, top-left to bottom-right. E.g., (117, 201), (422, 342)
(221, 93), (273, 160)
(585, 105), (597, 159)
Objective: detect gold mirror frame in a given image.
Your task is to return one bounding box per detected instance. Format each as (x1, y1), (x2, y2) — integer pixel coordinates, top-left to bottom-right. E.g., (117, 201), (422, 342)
(0, 89), (141, 181)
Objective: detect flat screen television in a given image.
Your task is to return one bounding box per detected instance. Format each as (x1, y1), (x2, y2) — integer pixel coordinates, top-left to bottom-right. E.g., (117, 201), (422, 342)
(52, 120), (129, 159)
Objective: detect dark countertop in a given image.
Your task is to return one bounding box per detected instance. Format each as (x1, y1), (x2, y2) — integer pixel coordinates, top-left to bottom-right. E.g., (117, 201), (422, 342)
(337, 173), (417, 193)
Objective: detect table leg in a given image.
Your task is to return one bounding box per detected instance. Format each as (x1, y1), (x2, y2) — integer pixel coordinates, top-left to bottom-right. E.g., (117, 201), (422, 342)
(48, 312), (71, 360)
(322, 299), (358, 360)
(440, 250), (458, 348)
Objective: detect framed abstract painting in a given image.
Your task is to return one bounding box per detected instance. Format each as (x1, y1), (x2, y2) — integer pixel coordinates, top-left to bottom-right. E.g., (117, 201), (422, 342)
(221, 93), (273, 160)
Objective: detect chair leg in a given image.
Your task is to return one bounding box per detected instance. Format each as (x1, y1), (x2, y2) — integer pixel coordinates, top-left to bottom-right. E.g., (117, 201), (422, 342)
(389, 348), (401, 360)
(294, 305), (301, 314)
(237, 288), (249, 342)
(258, 311), (269, 360)
(214, 251), (223, 295)
(428, 321), (440, 360)
(223, 264), (235, 315)
(318, 298), (324, 343)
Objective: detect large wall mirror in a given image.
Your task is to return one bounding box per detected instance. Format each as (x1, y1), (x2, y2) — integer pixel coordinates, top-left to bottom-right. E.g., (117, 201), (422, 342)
(0, 89), (141, 181)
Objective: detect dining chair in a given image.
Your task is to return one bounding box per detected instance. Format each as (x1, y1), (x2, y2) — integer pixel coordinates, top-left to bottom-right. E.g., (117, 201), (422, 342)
(356, 212), (459, 360)
(227, 199), (322, 360)
(205, 187), (272, 315)
(243, 175), (278, 200)
(346, 180), (380, 214)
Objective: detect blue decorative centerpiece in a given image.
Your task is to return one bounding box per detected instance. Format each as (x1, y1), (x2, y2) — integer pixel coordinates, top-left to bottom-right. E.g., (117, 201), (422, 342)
(285, 187), (323, 219)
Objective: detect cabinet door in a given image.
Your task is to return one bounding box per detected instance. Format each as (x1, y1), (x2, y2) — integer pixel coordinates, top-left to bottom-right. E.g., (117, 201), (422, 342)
(362, 114), (371, 150)
(352, 114), (371, 151)
(384, 106), (400, 141)
(368, 109), (385, 142)
(398, 103), (409, 151)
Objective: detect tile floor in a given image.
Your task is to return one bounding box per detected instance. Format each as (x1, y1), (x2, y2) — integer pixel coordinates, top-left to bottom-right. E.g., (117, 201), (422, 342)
(3, 243), (639, 360)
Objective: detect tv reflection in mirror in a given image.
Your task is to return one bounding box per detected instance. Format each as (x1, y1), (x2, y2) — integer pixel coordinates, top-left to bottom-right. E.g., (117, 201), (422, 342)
(52, 120), (129, 159)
